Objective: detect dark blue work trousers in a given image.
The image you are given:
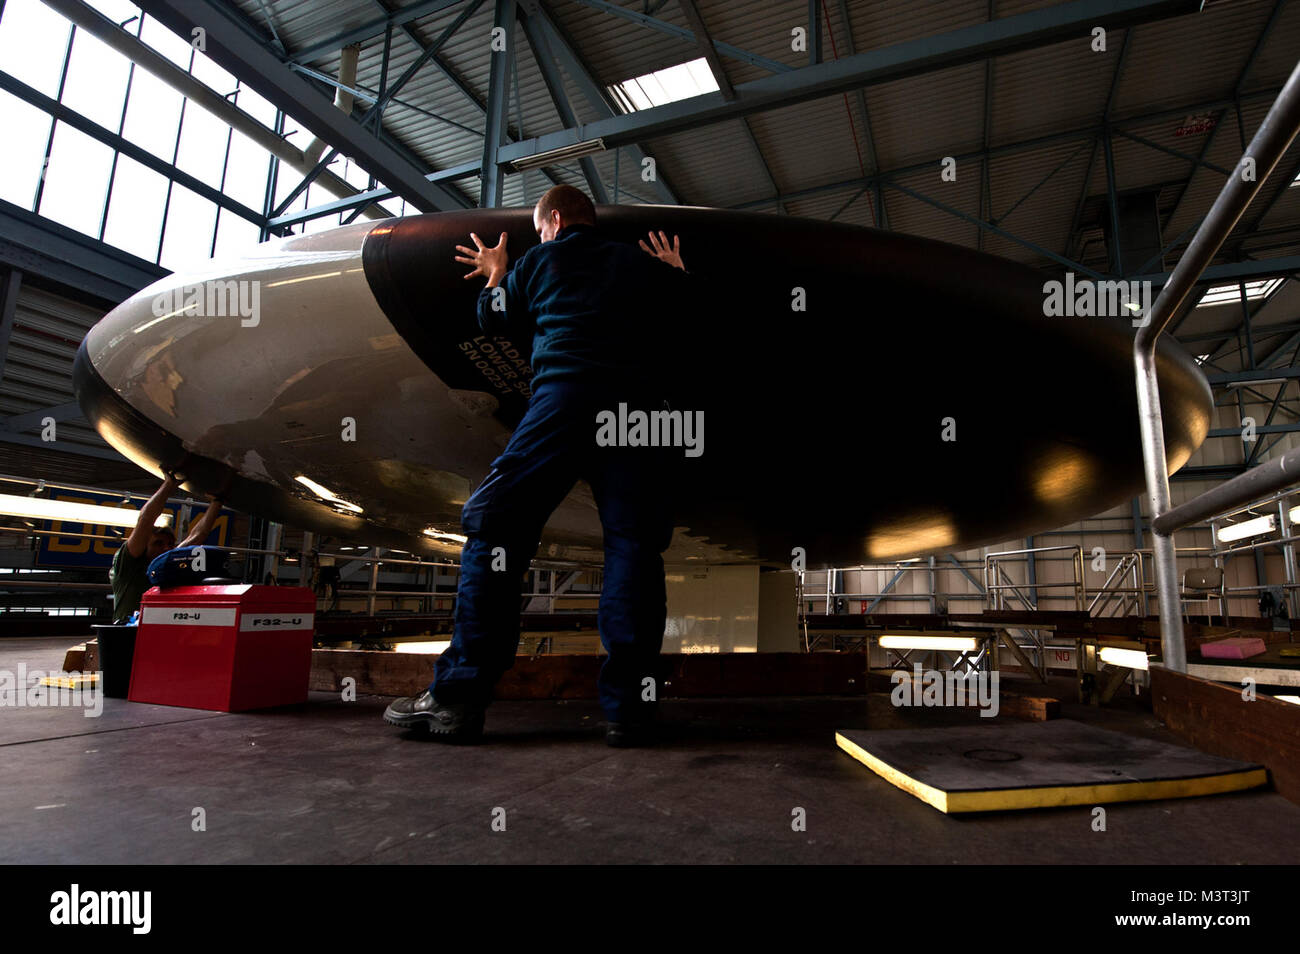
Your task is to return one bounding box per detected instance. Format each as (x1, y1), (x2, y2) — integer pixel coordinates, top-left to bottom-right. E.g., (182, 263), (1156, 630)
(431, 379), (674, 721)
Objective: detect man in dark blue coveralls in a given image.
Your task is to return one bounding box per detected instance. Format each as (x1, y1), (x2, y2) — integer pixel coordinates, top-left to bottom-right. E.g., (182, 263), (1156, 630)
(384, 185), (691, 746)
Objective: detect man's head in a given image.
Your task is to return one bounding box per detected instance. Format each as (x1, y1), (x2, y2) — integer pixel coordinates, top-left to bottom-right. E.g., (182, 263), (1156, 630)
(533, 185), (596, 243)
(147, 529), (175, 561)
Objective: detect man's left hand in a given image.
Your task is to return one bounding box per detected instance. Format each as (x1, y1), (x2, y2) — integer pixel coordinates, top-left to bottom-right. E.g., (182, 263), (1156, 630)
(454, 232), (509, 286)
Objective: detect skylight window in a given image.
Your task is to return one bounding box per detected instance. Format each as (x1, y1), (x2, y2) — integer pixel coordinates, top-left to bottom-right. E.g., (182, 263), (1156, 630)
(1199, 278), (1285, 306)
(608, 58), (719, 113)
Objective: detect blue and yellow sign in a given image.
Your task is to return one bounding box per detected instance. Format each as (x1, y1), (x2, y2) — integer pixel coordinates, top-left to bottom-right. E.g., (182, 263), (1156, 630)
(33, 490), (232, 569)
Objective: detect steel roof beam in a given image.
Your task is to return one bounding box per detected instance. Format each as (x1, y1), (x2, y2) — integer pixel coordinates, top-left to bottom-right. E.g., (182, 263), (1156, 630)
(499, 0), (1203, 167)
(135, 0), (471, 211)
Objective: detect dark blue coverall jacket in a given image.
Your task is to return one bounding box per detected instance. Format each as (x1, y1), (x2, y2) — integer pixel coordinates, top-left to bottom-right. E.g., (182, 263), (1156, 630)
(431, 223), (692, 721)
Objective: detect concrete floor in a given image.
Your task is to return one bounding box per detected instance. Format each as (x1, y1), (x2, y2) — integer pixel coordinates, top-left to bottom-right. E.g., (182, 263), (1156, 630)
(2, 636), (1299, 864)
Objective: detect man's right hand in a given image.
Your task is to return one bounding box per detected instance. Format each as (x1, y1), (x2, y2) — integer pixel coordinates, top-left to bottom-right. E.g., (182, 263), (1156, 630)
(639, 230), (685, 271)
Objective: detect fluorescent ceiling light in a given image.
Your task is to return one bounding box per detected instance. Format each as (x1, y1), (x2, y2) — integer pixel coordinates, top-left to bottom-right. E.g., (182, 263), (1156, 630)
(878, 634), (979, 652)
(510, 139), (605, 172)
(608, 57), (719, 113)
(423, 527), (468, 544)
(1216, 514), (1276, 543)
(1199, 278), (1284, 306)
(1225, 378), (1288, 388)
(0, 494), (167, 528)
(395, 640), (451, 654)
(294, 475), (363, 514)
(1099, 646), (1149, 671)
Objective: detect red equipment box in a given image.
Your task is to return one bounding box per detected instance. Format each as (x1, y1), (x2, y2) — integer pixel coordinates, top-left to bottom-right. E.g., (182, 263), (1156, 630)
(129, 585), (316, 712)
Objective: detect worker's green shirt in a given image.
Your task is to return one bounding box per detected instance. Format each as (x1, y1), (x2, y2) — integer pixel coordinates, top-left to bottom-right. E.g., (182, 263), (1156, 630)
(110, 544), (151, 623)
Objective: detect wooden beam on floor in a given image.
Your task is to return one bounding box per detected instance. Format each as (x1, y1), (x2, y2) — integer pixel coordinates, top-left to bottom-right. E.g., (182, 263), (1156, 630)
(1151, 666), (1300, 805)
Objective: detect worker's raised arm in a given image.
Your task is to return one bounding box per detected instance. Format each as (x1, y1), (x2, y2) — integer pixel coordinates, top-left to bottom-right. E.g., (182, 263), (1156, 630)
(179, 496), (224, 548)
(126, 474), (179, 558)
(455, 231), (529, 335)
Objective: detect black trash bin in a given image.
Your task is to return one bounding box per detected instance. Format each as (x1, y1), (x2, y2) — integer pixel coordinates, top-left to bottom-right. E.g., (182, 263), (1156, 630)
(92, 624), (137, 698)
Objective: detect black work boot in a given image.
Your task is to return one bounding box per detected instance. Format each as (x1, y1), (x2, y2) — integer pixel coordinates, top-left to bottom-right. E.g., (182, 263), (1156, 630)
(384, 690), (485, 742)
(605, 710), (658, 747)
(605, 722), (654, 747)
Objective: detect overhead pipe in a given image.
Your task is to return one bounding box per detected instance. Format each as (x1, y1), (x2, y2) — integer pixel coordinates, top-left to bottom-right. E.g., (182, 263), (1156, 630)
(303, 43), (359, 165)
(1133, 58), (1300, 672)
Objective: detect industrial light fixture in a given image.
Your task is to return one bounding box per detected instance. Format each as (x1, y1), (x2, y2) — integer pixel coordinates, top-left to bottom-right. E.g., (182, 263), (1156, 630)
(293, 475), (363, 514)
(423, 527), (468, 544)
(394, 640), (451, 654)
(1098, 646), (1150, 671)
(1215, 514), (1276, 543)
(878, 634), (979, 652)
(509, 138), (606, 172)
(0, 493), (167, 528)
(1225, 377), (1289, 388)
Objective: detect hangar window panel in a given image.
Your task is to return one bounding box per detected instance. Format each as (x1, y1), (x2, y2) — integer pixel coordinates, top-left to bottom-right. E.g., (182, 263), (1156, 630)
(37, 121), (113, 237)
(102, 154), (167, 262)
(1200, 278), (1285, 305)
(233, 84), (277, 129)
(213, 209), (262, 257)
(0, 0), (72, 99)
(0, 90), (53, 210)
(342, 157), (372, 191)
(189, 47), (235, 99)
(608, 57), (718, 114)
(85, 0), (142, 24)
(175, 99), (230, 189)
(61, 27), (131, 131)
(301, 182), (340, 234)
(273, 160), (309, 213)
(223, 128), (273, 211)
(139, 13), (194, 69)
(159, 185), (217, 269)
(121, 69), (183, 162)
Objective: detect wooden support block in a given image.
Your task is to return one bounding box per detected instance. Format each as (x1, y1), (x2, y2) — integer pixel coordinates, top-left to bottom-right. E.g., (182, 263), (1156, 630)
(61, 644), (87, 673)
(1151, 667), (1300, 806)
(309, 649), (869, 699)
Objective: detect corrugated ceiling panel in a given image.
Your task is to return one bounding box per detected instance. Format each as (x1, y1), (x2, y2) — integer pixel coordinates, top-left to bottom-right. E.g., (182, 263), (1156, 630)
(858, 62), (987, 172)
(990, 28), (1123, 145)
(640, 119), (776, 208)
(883, 166), (981, 250)
(1112, 0), (1276, 116)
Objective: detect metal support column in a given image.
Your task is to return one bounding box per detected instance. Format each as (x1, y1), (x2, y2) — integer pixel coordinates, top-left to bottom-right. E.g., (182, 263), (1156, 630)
(480, 0), (517, 208)
(1279, 500), (1298, 618)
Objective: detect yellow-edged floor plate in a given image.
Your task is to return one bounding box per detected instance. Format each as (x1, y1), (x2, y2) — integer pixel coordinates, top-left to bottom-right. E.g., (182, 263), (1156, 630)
(38, 674), (99, 690)
(836, 720), (1267, 813)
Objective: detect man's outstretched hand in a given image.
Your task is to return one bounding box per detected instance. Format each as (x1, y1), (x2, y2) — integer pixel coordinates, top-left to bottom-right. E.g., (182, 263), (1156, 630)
(454, 232), (509, 286)
(639, 230), (685, 271)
